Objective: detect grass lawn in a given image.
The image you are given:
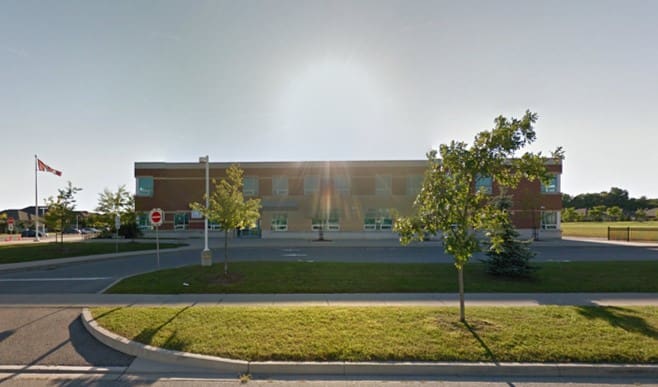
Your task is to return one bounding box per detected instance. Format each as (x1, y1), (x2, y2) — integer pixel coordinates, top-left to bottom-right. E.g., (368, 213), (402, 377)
(0, 241), (186, 264)
(91, 305), (658, 363)
(562, 221), (658, 239)
(106, 261), (658, 294)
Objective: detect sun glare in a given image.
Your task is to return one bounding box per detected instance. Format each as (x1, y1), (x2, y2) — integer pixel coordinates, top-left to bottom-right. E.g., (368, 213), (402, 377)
(274, 58), (396, 143)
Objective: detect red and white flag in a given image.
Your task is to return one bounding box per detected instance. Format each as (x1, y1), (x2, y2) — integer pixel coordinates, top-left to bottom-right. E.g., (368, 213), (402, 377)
(37, 158), (62, 176)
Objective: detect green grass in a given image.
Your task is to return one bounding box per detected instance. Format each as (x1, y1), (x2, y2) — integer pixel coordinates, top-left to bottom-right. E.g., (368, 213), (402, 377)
(91, 305), (658, 363)
(106, 261), (658, 294)
(562, 221), (658, 239)
(0, 241), (186, 264)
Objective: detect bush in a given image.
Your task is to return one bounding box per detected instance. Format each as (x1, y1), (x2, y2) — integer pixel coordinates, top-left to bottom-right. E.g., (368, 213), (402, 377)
(481, 196), (536, 278)
(119, 223), (142, 239)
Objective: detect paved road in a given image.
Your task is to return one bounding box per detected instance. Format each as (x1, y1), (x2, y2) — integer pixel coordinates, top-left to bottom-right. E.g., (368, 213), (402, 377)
(0, 307), (133, 369)
(1, 242), (657, 294)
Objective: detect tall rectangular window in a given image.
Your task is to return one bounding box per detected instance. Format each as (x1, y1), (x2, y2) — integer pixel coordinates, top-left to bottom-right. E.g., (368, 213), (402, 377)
(136, 213), (152, 230)
(333, 175), (350, 195)
(174, 212), (189, 230)
(475, 175), (493, 194)
(136, 176), (154, 197)
(375, 175), (392, 196)
(272, 176), (288, 196)
(541, 174), (560, 194)
(304, 175), (320, 195)
(271, 213), (288, 231)
(243, 176), (259, 196)
(541, 211), (559, 229)
(407, 175), (423, 196)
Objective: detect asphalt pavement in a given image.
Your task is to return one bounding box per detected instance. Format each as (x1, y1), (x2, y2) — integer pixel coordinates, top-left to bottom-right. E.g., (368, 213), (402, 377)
(1, 237), (657, 384)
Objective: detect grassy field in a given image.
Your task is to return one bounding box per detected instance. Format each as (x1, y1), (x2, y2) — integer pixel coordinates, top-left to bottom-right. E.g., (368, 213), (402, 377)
(91, 305), (658, 363)
(0, 241), (186, 264)
(106, 261), (658, 294)
(561, 221), (658, 239)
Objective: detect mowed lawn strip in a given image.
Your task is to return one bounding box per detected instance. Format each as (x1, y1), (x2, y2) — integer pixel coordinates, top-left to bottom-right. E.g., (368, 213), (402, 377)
(106, 261), (658, 294)
(91, 305), (658, 363)
(561, 221), (658, 239)
(0, 242), (186, 264)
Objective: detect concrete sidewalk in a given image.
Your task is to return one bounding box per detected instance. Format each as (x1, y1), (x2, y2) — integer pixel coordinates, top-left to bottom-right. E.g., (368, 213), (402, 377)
(2, 292), (658, 307)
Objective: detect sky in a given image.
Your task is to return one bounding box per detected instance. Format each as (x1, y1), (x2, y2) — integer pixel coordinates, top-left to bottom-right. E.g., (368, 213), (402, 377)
(1, 0), (657, 211)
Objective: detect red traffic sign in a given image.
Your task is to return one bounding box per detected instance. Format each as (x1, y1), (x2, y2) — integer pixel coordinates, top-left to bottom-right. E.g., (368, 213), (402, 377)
(7, 217), (14, 225)
(149, 208), (164, 227)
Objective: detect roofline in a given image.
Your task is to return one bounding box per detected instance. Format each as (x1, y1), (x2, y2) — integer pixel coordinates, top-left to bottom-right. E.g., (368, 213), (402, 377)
(135, 158), (562, 170)
(135, 160), (429, 170)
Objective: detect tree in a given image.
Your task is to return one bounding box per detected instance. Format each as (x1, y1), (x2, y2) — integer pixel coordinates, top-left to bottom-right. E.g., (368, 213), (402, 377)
(606, 206), (623, 221)
(44, 181), (82, 244)
(561, 207), (580, 222)
(588, 205), (607, 221)
(635, 208), (648, 221)
(190, 165), (261, 276)
(481, 195), (536, 277)
(96, 185), (137, 237)
(395, 111), (558, 322)
(0, 213), (6, 234)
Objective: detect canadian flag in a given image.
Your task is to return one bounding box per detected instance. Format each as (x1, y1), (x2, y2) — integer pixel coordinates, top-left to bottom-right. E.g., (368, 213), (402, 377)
(37, 159), (62, 176)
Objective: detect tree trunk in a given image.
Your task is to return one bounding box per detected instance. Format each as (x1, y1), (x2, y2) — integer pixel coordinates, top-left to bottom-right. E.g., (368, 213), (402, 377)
(223, 230), (229, 276)
(458, 266), (465, 322)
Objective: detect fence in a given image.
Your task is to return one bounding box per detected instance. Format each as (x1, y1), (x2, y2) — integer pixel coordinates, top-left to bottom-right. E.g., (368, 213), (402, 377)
(608, 227), (658, 242)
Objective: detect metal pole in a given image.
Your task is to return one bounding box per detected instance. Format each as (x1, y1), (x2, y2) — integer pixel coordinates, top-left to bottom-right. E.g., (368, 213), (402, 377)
(204, 155), (209, 251)
(199, 155), (212, 266)
(156, 225), (160, 267)
(34, 155), (40, 242)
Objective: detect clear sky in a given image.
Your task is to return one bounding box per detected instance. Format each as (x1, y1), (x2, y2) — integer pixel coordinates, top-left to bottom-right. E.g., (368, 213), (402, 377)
(2, 0), (657, 211)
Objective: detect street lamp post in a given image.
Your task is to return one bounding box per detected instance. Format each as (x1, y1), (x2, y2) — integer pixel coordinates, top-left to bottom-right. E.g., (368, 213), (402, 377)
(199, 155), (212, 266)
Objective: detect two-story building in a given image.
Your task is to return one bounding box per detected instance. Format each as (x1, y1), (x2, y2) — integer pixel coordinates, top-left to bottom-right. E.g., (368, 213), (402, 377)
(134, 159), (562, 239)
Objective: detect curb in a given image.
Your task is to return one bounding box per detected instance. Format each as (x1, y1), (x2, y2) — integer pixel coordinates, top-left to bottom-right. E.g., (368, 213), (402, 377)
(82, 308), (658, 378)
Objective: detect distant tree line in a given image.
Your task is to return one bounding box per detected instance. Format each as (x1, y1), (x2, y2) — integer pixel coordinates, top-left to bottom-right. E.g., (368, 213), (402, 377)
(562, 187), (658, 222)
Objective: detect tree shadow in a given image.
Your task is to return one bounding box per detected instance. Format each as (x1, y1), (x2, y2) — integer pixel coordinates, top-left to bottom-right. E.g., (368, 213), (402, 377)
(134, 304), (194, 345)
(575, 306), (658, 340)
(0, 329), (15, 341)
(462, 320), (499, 365)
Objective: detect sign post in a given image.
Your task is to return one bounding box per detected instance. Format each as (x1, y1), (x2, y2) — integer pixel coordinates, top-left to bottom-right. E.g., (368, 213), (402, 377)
(114, 214), (121, 253)
(149, 208), (164, 267)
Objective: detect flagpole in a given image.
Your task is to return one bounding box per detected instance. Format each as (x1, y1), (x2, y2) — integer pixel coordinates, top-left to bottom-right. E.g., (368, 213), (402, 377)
(34, 154), (40, 242)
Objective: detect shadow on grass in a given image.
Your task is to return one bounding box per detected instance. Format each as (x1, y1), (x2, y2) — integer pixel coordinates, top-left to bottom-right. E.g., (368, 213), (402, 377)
(463, 320), (499, 365)
(134, 305), (194, 345)
(576, 306), (658, 340)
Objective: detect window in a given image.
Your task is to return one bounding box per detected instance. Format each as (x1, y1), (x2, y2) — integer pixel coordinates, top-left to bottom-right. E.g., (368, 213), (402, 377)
(136, 176), (154, 197)
(272, 176), (288, 196)
(174, 212), (189, 230)
(475, 175), (492, 194)
(243, 176), (259, 196)
(333, 176), (350, 195)
(407, 175), (423, 196)
(312, 210), (340, 231)
(136, 213), (152, 230)
(541, 211), (559, 230)
(541, 174), (560, 194)
(375, 175), (392, 196)
(271, 213), (288, 231)
(304, 175), (320, 194)
(363, 208), (393, 231)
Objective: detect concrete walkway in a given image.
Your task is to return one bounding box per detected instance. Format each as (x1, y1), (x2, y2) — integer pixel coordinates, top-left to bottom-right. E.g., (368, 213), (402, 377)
(1, 292), (658, 307)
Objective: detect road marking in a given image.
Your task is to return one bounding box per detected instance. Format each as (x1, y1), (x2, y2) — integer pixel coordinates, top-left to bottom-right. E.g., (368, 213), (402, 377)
(282, 253), (307, 257)
(0, 277), (113, 282)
